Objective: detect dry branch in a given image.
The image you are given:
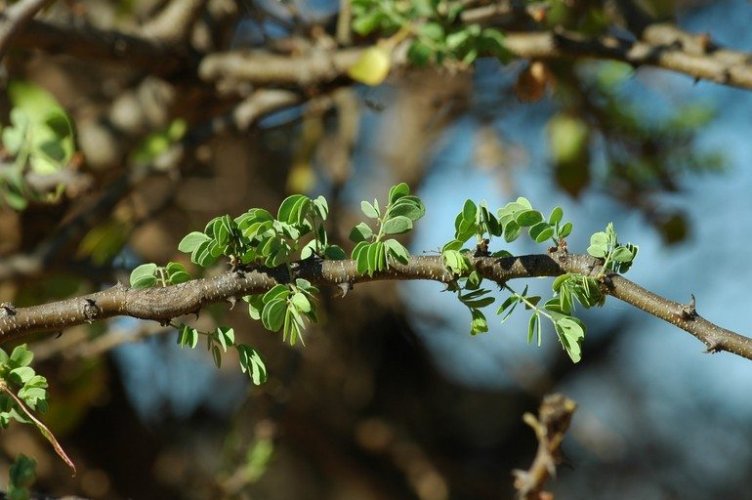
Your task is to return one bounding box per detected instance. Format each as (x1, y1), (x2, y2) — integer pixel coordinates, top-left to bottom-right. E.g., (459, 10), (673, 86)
(513, 393), (577, 500)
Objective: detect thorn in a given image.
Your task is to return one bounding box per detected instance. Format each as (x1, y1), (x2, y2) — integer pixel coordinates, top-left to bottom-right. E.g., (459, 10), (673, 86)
(335, 282), (353, 298)
(54, 331), (63, 339)
(159, 319), (172, 327)
(0, 303), (16, 316)
(227, 296), (238, 310)
(681, 294), (697, 320)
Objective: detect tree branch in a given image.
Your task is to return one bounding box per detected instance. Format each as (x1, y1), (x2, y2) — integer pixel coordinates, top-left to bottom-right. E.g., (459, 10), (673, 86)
(2, 252), (751, 361)
(0, 0), (53, 60)
(512, 393), (577, 500)
(501, 24), (752, 89)
(11, 10), (752, 92)
(12, 18), (195, 74)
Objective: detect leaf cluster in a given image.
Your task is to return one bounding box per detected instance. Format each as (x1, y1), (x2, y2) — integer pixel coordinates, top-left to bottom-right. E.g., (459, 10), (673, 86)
(245, 279), (319, 347)
(8, 454), (36, 500)
(177, 324), (267, 386)
(587, 222), (638, 275)
(439, 197), (594, 361)
(350, 0), (510, 68)
(129, 262), (191, 289)
(497, 284), (586, 363)
(349, 183), (423, 276)
(0, 80), (76, 210)
(178, 195), (342, 269)
(0, 345), (48, 427)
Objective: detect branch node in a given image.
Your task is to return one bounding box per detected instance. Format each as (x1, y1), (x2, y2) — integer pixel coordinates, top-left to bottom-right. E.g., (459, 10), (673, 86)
(474, 238), (490, 257)
(705, 340), (721, 353)
(82, 298), (101, 323)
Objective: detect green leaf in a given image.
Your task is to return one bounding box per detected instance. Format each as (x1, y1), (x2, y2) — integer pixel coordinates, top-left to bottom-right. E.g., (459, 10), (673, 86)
(384, 238), (410, 264)
(462, 199), (477, 225)
(349, 222), (373, 242)
(388, 183), (410, 203)
(407, 40), (434, 66)
(290, 292), (311, 313)
(559, 222), (573, 238)
(237, 345), (267, 385)
(9, 345), (33, 368)
(324, 245), (346, 260)
(587, 244), (608, 259)
(497, 295), (520, 323)
(216, 326), (235, 352)
(611, 246), (634, 263)
(312, 195), (329, 221)
(462, 295), (495, 309)
(8, 454), (36, 491)
(245, 295), (264, 320)
(177, 325), (198, 349)
(454, 213), (476, 242)
(263, 284), (289, 304)
(361, 200), (379, 219)
(549, 207), (563, 225)
(504, 220), (521, 242)
(129, 263), (158, 288)
(446, 29), (470, 50)
(261, 299), (287, 332)
(523, 296), (541, 309)
(479, 203), (501, 236)
(366, 241), (382, 275)
(442, 249), (468, 275)
(527, 313), (538, 345)
(387, 197), (425, 221)
(555, 317), (585, 363)
(352, 9), (385, 35)
(515, 210), (543, 227)
(376, 240), (387, 271)
(382, 215), (412, 235)
(466, 270), (482, 290)
(552, 274), (571, 292)
(295, 278), (318, 294)
(442, 239), (464, 252)
(211, 344), (222, 368)
(590, 231), (609, 247)
(529, 222), (554, 243)
(419, 22), (444, 40)
(165, 262), (190, 285)
(470, 309), (488, 335)
(355, 242), (370, 274)
(278, 194), (308, 224)
(9, 367), (34, 385)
